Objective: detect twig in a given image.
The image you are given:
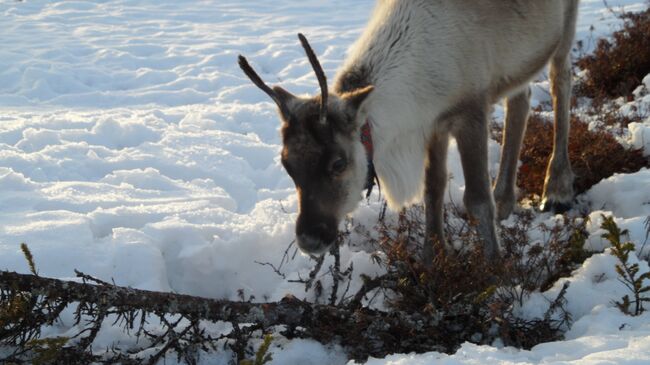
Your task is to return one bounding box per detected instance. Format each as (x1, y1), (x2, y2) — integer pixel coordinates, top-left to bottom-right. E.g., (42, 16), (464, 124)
(288, 254), (325, 291)
(75, 269), (112, 286)
(254, 261), (286, 279)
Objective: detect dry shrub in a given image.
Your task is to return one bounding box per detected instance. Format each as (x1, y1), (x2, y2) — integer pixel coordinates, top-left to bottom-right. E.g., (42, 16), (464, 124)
(576, 6), (650, 99)
(356, 204), (590, 353)
(498, 210), (591, 294)
(516, 112), (648, 198)
(375, 206), (495, 313)
(588, 106), (646, 136)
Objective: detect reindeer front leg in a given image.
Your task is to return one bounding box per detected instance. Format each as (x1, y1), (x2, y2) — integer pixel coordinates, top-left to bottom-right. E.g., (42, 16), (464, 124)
(424, 132), (449, 264)
(453, 103), (500, 261)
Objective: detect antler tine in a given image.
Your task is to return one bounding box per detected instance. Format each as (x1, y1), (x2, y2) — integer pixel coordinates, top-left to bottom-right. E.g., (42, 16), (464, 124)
(298, 33), (328, 124)
(238, 55), (291, 118)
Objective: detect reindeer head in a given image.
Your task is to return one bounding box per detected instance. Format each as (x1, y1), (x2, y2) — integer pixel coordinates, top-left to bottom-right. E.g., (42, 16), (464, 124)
(239, 34), (374, 255)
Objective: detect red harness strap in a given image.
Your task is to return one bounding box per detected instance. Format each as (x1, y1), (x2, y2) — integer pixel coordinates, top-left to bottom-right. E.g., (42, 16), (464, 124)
(360, 121), (374, 158)
(360, 120), (378, 198)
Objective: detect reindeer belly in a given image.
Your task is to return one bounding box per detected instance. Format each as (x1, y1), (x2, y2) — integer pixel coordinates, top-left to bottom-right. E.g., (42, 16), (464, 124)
(440, 0), (569, 100)
(484, 3), (568, 98)
(490, 39), (562, 99)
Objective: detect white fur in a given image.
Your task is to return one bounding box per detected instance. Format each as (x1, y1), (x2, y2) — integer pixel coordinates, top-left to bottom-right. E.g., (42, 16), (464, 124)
(338, 135), (370, 218)
(336, 0), (578, 209)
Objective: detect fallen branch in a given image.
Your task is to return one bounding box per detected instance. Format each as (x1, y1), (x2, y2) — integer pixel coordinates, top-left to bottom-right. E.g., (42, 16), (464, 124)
(0, 270), (450, 363)
(1, 270), (325, 328)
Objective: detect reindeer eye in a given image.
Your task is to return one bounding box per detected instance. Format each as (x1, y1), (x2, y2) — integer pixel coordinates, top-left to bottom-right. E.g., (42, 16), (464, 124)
(331, 157), (347, 174)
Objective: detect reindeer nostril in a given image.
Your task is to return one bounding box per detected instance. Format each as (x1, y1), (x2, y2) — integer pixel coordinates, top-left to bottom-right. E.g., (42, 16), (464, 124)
(296, 234), (332, 255)
(295, 214), (338, 255)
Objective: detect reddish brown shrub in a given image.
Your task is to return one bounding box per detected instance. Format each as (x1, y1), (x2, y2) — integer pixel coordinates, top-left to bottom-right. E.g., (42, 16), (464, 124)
(353, 204), (589, 352)
(576, 7), (650, 99)
(516, 112), (648, 198)
(593, 107), (645, 135)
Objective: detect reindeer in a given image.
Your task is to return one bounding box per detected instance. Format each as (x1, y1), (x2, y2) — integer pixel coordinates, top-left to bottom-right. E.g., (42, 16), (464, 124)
(238, 0), (579, 263)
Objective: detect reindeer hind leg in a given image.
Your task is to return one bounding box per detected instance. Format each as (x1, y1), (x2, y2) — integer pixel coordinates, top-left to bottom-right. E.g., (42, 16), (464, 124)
(541, 6), (577, 213)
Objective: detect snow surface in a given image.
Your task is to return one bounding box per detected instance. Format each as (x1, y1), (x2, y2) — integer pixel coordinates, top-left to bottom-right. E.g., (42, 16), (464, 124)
(1, 0), (650, 364)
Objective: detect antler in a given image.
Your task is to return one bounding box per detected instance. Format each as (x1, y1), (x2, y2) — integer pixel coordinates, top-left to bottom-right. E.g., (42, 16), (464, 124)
(238, 34), (329, 124)
(298, 33), (328, 124)
(237, 55), (291, 119)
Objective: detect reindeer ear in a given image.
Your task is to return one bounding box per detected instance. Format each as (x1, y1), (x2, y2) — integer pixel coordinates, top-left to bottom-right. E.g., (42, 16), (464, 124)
(340, 85), (374, 110)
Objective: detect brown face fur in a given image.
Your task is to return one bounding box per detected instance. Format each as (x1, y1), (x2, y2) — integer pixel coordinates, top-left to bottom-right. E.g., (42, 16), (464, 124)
(238, 43), (373, 255)
(278, 91), (372, 255)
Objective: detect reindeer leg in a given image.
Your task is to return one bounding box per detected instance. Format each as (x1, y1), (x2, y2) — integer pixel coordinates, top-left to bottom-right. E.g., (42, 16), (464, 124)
(453, 103), (499, 261)
(541, 50), (575, 212)
(541, 5), (577, 213)
(493, 87), (530, 220)
(424, 132), (449, 265)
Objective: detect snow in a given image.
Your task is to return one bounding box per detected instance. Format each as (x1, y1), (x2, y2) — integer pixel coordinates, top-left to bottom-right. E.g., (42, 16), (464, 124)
(1, 0), (650, 364)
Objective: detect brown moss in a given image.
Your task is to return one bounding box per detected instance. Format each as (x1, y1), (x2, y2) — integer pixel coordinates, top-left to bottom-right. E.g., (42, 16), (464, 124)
(576, 7), (650, 100)
(516, 112), (648, 199)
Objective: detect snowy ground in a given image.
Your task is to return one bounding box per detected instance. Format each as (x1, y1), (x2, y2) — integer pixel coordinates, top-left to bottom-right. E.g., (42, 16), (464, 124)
(1, 0), (650, 364)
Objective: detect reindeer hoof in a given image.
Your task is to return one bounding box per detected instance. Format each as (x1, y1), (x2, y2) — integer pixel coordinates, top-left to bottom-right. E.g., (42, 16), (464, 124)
(539, 199), (572, 214)
(496, 199), (515, 221)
